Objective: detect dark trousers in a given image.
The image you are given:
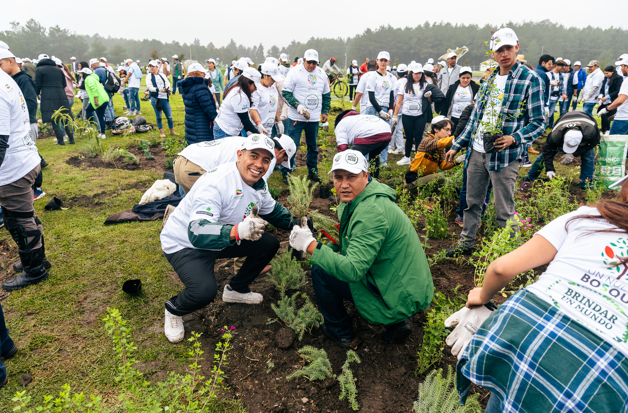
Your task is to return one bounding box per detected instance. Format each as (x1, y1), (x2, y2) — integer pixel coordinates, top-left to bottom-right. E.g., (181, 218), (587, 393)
(402, 114), (427, 157)
(172, 77), (180, 94)
(214, 93), (221, 106)
(51, 107), (74, 144)
(164, 233), (279, 316)
(353, 141), (390, 178)
(0, 302), (15, 384)
(525, 149), (595, 189)
(349, 84), (357, 101)
(600, 104), (616, 133)
(456, 160), (492, 220)
(281, 120), (320, 177)
(571, 90), (581, 110)
(311, 266), (355, 340)
(85, 101), (109, 133)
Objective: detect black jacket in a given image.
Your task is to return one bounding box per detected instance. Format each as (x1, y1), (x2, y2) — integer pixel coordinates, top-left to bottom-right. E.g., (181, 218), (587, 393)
(598, 74), (624, 114)
(179, 77), (217, 144)
(12, 70), (38, 124)
(438, 80), (480, 118)
(454, 104), (475, 138)
(34, 59), (71, 123)
(542, 111), (600, 173)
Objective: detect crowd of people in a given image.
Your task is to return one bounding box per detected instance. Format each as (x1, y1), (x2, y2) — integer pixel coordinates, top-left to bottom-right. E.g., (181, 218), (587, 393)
(1, 27), (628, 413)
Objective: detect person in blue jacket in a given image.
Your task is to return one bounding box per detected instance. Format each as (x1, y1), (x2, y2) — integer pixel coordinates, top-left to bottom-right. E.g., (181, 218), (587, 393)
(178, 63), (217, 144)
(571, 61), (587, 111)
(534, 54), (554, 122)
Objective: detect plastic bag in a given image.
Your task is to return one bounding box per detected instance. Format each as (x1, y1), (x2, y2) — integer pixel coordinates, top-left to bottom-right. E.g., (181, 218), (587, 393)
(595, 135), (628, 190)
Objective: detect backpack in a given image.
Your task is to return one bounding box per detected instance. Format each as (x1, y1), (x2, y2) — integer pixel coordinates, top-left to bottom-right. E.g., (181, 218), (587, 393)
(104, 70), (121, 94)
(132, 115), (153, 133)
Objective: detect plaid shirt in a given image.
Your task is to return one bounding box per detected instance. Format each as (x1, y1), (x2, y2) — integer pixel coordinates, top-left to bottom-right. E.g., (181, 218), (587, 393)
(457, 290), (628, 413)
(451, 61), (546, 171)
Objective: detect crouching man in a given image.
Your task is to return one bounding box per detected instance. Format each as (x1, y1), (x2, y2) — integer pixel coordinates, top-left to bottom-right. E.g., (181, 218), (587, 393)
(160, 136), (295, 343)
(289, 150), (434, 348)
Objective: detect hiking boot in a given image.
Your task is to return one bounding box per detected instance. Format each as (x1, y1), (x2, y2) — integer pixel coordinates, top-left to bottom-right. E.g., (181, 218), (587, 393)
(13, 258), (51, 273)
(382, 320), (411, 344)
(527, 147), (540, 155)
(455, 216), (464, 227)
(308, 174), (321, 183)
(445, 244), (474, 258)
(222, 285), (263, 304)
(321, 324), (355, 349)
(169, 128), (179, 136)
(1, 344), (18, 362)
(164, 309), (184, 343)
(3, 248), (49, 291)
(159, 129), (166, 138)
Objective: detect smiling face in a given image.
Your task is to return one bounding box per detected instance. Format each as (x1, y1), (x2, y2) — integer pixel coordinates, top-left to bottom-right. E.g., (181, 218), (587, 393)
(459, 73), (472, 87)
(237, 149), (273, 186)
(333, 169), (369, 203)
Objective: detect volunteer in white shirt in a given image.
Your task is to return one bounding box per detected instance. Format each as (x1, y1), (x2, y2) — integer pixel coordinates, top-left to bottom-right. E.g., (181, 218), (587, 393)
(439, 66), (479, 131)
(347, 60), (360, 102)
(145, 60), (176, 138)
(579, 60), (604, 117)
(160, 136), (297, 343)
(174, 134), (295, 194)
(353, 60), (377, 113)
(281, 49), (331, 182)
(278, 53), (290, 77)
(250, 62), (283, 136)
(603, 55), (628, 137)
(0, 69), (50, 292)
(214, 67), (261, 139)
(122, 59), (143, 115)
(388, 64), (407, 155)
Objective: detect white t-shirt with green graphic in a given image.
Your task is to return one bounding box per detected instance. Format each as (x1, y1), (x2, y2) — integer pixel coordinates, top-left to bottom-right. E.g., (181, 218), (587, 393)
(251, 83), (279, 132)
(396, 78), (425, 117)
(528, 206), (628, 357)
(283, 66), (330, 122)
(365, 71), (397, 108)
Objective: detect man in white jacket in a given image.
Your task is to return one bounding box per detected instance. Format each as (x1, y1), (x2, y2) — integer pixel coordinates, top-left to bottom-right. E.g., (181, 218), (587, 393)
(439, 52), (461, 93)
(579, 60), (604, 117)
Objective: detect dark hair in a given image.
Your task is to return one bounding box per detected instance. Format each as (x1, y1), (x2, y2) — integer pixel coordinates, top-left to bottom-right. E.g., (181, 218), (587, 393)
(460, 70), (473, 77)
(272, 136), (284, 151)
(605, 65), (616, 73)
(431, 118), (454, 134)
(539, 54), (555, 65)
(405, 72), (426, 94)
(79, 61), (88, 70)
(334, 109), (357, 129)
(223, 75), (255, 103)
(524, 63), (534, 70)
(367, 61), (377, 71)
(397, 71), (407, 79)
(294, 57), (299, 63)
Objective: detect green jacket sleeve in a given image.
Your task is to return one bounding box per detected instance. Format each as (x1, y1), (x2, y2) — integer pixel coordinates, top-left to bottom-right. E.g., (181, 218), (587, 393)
(187, 219), (236, 250)
(260, 202), (292, 231)
(310, 210), (388, 283)
(322, 92), (331, 115)
(282, 90), (300, 109)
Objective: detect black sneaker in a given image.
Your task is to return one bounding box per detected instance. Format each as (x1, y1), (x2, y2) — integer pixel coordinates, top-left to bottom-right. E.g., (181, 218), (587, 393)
(321, 325), (356, 349)
(445, 245), (474, 258)
(282, 176), (289, 185)
(382, 320), (411, 344)
(308, 174), (321, 183)
(1, 344), (18, 362)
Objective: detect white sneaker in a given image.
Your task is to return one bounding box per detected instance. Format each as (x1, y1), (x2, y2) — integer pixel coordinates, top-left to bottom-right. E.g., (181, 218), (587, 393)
(99, 134), (106, 139)
(164, 309), (184, 343)
(396, 156), (411, 166)
(388, 148), (395, 154)
(222, 285), (263, 304)
(393, 148), (403, 154)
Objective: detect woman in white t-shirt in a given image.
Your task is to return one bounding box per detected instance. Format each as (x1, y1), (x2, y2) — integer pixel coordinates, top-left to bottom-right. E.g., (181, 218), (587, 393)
(439, 67), (479, 132)
(249, 62), (283, 136)
(146, 60), (175, 138)
(214, 67), (260, 139)
(446, 176), (628, 413)
(347, 60), (360, 102)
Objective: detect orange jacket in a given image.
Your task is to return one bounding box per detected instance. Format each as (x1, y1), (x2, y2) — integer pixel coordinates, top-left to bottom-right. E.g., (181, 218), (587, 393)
(409, 134), (456, 176)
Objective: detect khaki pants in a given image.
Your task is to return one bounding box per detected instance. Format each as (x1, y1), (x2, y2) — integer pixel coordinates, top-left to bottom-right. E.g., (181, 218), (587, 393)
(173, 156), (206, 194)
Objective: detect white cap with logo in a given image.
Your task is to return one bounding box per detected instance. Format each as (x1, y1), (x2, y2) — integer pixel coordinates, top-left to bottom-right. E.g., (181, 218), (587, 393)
(242, 67), (261, 83)
(187, 63), (207, 73)
(265, 57), (279, 66)
(235, 58), (248, 71)
(490, 28), (519, 51)
(273, 134), (297, 168)
(280, 53), (288, 62)
(563, 130), (583, 154)
(329, 150), (369, 175)
(260, 62), (282, 81)
(377, 51), (390, 60)
(616, 54), (628, 66)
(242, 134), (275, 158)
(304, 49), (319, 63)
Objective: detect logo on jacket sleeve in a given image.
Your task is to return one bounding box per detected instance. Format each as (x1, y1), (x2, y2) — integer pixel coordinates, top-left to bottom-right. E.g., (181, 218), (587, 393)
(236, 189), (242, 195)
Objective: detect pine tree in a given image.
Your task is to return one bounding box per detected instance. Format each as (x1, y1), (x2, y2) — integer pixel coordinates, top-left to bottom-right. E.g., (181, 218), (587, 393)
(287, 175), (317, 218)
(286, 346), (334, 382)
(413, 366), (482, 413)
(267, 248), (307, 298)
(338, 350), (361, 411)
(271, 293), (323, 341)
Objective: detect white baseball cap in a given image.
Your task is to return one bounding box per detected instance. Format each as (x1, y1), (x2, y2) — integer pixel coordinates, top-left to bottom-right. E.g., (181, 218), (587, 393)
(117, 66), (126, 72)
(574, 61), (582, 66)
(460, 66), (473, 75)
(136, 59), (140, 62)
(279, 53), (288, 62)
(100, 57), (107, 62)
(431, 115), (448, 125)
(329, 150), (369, 175)
(397, 63), (408, 72)
(352, 60), (357, 66)
(423, 63), (434, 72)
(615, 54), (628, 66)
(125, 58), (132, 64)
(38, 53), (49, 60)
(22, 57), (31, 62)
(386, 65), (391, 71)
(172, 55), (179, 59)
(438, 60), (446, 67)
(265, 57), (279, 66)
(0, 42), (15, 59)
(427, 58), (434, 64)
(235, 58), (248, 71)
(79, 68), (92, 75)
(206, 58), (216, 64)
(89, 58), (99, 66)
(187, 62), (207, 73)
(490, 27), (519, 51)
(161, 57), (167, 61)
(148, 60), (159, 67)
(408, 62), (423, 73)
(242, 134), (275, 157)
(242, 67), (261, 83)
(15, 57), (22, 64)
(53, 57), (63, 66)
(377, 51), (390, 61)
(447, 52), (458, 58)
(260, 62), (282, 81)
(273, 134), (297, 168)
(71, 56), (76, 60)
(304, 49), (319, 63)
(563, 59), (571, 66)
(563, 130), (583, 154)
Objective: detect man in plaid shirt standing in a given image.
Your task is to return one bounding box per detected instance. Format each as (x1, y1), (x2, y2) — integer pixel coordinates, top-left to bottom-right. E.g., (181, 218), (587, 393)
(444, 28), (546, 257)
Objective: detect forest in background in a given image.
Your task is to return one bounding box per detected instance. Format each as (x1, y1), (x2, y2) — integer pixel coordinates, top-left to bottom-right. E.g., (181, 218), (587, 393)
(2, 19), (627, 69)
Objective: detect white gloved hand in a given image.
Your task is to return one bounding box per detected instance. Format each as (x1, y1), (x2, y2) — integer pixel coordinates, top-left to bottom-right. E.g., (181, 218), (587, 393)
(424, 91), (432, 98)
(391, 116), (399, 128)
(289, 220), (316, 253)
(256, 123), (269, 135)
(455, 154), (466, 165)
(276, 121), (285, 135)
(560, 153), (574, 165)
(280, 113), (288, 121)
(246, 131), (253, 136)
(445, 305), (494, 359)
(598, 107), (608, 116)
(547, 171), (556, 179)
(297, 104), (310, 120)
(379, 110), (391, 120)
(236, 206), (267, 242)
(351, 105), (357, 111)
(544, 107), (549, 119)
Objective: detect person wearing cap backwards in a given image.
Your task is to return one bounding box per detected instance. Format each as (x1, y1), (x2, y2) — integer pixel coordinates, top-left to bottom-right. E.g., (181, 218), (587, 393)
(0, 67), (51, 291)
(446, 171), (628, 413)
(571, 61), (587, 111)
(171, 55), (184, 95)
(438, 66), (480, 132)
(205, 58), (224, 104)
(121, 59), (143, 116)
(523, 110), (600, 189)
(146, 60), (176, 138)
(439, 52), (461, 94)
(444, 27), (545, 257)
(346, 60), (360, 101)
(281, 49), (331, 183)
(578, 60), (604, 116)
(214, 67), (261, 139)
(322, 57), (343, 85)
(602, 54), (628, 137)
(160, 135), (299, 343)
(289, 149), (433, 348)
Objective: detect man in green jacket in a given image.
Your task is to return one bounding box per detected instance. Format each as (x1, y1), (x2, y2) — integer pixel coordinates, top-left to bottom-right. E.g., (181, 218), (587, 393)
(290, 150), (434, 347)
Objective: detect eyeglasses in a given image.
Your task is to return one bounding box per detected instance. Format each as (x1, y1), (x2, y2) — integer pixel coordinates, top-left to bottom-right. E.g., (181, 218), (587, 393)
(306, 60), (318, 65)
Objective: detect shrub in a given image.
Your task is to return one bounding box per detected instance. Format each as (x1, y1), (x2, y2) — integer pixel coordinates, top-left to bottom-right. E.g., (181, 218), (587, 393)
(287, 175), (317, 218)
(267, 248), (307, 297)
(286, 346), (334, 381)
(424, 199), (449, 240)
(338, 350), (361, 411)
(413, 366), (482, 413)
(310, 210), (339, 244)
(472, 219), (520, 287)
(271, 293), (324, 341)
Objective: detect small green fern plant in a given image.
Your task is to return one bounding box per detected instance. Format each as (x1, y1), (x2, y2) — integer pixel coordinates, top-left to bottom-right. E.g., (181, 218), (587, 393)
(413, 366), (482, 413)
(287, 175), (318, 218)
(271, 293), (324, 341)
(267, 248), (307, 297)
(286, 346), (333, 381)
(338, 350), (361, 411)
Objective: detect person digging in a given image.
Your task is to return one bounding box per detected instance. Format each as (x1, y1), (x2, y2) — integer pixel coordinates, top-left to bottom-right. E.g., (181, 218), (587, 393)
(160, 135), (301, 343)
(289, 150), (434, 349)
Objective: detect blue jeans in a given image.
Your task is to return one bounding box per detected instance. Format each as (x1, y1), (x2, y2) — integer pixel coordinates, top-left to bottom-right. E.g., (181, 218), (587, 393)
(610, 119), (628, 135)
(559, 100), (570, 116)
(361, 105), (391, 164)
(150, 98), (174, 130)
(583, 102), (596, 116)
(123, 89), (131, 109)
(0, 301), (15, 385)
(281, 120), (320, 177)
(104, 95), (115, 122)
(311, 266), (355, 340)
(172, 77), (180, 95)
(484, 393), (502, 413)
(547, 99), (559, 129)
(525, 153), (546, 181)
(456, 161), (492, 220)
(128, 87), (140, 112)
(212, 123), (229, 139)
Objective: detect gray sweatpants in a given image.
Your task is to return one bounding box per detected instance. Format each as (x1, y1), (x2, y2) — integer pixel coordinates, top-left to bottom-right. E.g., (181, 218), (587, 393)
(460, 149), (519, 248)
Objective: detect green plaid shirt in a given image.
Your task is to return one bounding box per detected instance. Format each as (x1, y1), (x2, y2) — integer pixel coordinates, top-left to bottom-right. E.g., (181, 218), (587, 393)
(451, 61), (546, 171)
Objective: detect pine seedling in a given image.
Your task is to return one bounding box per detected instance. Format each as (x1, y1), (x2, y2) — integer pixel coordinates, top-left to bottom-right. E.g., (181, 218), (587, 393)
(338, 350), (361, 411)
(287, 175), (318, 218)
(310, 210), (339, 243)
(267, 248), (307, 298)
(413, 366), (482, 413)
(286, 346), (334, 382)
(271, 293), (324, 341)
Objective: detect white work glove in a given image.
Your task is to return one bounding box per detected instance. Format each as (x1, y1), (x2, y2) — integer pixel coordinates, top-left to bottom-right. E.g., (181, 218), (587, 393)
(455, 154), (466, 165)
(280, 113), (288, 121)
(236, 206), (267, 242)
(276, 121), (285, 135)
(351, 105), (357, 111)
(256, 123), (269, 135)
(289, 218), (316, 253)
(445, 305), (494, 359)
(391, 116), (399, 128)
(297, 104), (310, 120)
(560, 153), (574, 165)
(379, 110), (391, 120)
(424, 91), (432, 98)
(547, 171), (556, 179)
(246, 131), (253, 136)
(550, 80), (559, 86)
(544, 107), (549, 119)
(598, 107), (608, 116)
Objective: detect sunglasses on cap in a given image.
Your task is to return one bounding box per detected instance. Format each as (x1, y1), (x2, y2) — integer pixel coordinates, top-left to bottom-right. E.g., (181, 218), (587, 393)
(305, 60), (318, 65)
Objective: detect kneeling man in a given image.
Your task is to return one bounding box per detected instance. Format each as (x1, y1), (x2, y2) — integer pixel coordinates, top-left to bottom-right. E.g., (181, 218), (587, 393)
(289, 150), (434, 348)
(161, 136), (294, 343)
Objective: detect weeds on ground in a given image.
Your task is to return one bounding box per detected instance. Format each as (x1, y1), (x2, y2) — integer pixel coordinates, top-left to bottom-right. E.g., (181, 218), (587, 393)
(585, 181), (605, 206)
(271, 293), (324, 341)
(338, 350), (361, 411)
(472, 219), (519, 287)
(138, 139), (154, 159)
(517, 177), (575, 224)
(267, 248), (307, 297)
(424, 199), (449, 240)
(287, 346), (334, 381)
(413, 366), (482, 413)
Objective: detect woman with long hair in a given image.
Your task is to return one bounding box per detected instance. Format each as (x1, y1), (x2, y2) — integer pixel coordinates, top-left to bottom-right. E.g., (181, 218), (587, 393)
(206, 58), (224, 105)
(439, 66), (480, 131)
(447, 175), (628, 413)
(598, 65), (624, 134)
(178, 63), (217, 144)
(146, 60), (176, 138)
(35, 56), (74, 145)
(213, 67), (260, 139)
